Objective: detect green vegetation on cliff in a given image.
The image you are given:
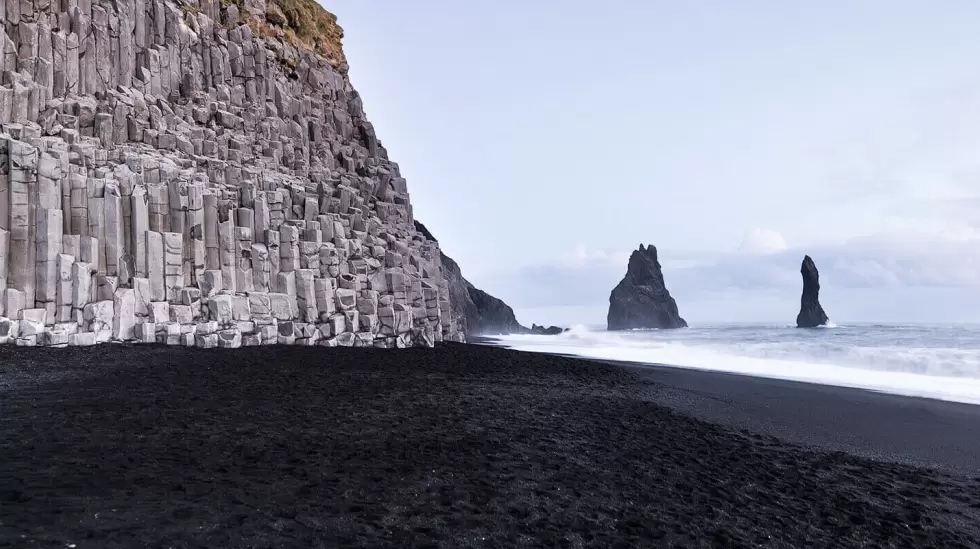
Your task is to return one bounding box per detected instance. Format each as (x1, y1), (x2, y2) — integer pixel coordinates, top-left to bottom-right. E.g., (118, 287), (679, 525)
(266, 0), (346, 70)
(210, 0), (347, 72)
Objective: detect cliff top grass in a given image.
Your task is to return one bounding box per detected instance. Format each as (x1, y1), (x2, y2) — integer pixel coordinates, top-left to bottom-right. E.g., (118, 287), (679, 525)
(266, 0), (346, 71)
(214, 0), (347, 73)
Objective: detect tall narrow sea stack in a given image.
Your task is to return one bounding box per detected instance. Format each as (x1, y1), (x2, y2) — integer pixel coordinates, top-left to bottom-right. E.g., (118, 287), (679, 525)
(607, 244), (687, 330)
(0, 0), (462, 348)
(796, 255), (829, 328)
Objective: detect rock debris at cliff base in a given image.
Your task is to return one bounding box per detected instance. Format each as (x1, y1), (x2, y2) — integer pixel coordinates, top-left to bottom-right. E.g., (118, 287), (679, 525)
(0, 0), (462, 348)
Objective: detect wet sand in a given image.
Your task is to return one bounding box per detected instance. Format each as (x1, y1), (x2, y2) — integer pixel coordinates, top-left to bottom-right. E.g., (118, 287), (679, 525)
(1, 343), (979, 548)
(619, 360), (980, 476)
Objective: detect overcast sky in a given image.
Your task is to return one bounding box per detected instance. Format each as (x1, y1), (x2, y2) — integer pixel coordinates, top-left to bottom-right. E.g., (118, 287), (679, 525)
(325, 0), (980, 325)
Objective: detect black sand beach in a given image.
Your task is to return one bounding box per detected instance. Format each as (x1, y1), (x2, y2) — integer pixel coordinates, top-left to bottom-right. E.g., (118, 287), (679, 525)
(621, 361), (980, 476)
(2, 343), (979, 548)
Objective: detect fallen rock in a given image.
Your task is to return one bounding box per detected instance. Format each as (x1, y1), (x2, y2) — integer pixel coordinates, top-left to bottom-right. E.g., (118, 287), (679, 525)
(796, 255), (830, 328)
(607, 244), (686, 331)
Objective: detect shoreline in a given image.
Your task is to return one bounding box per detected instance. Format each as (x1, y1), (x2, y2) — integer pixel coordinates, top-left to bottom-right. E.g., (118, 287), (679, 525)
(2, 343), (978, 547)
(475, 338), (980, 475)
(474, 335), (980, 406)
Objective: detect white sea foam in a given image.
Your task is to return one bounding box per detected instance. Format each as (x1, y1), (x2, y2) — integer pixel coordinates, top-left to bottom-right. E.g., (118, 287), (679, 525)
(485, 324), (980, 405)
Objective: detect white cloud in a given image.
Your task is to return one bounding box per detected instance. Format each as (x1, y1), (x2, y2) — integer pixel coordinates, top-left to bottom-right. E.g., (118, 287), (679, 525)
(738, 228), (788, 255)
(569, 244), (630, 268)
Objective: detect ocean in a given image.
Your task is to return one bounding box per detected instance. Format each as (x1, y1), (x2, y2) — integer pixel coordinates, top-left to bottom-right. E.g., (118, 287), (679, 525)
(484, 323), (980, 405)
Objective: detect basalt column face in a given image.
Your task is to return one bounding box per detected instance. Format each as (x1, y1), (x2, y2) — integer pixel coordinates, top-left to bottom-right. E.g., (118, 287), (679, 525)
(0, 0), (461, 348)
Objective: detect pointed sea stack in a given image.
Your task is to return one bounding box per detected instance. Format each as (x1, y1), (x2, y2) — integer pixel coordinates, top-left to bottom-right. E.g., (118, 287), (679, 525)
(796, 255), (830, 328)
(607, 244), (687, 330)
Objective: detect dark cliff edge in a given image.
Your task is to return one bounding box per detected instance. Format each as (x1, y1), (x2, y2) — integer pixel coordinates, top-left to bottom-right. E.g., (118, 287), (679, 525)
(796, 255), (830, 328)
(608, 244), (687, 330)
(415, 221), (527, 336)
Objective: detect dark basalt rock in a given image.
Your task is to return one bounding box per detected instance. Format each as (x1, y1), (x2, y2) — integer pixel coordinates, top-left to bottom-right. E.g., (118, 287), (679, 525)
(530, 324), (564, 336)
(608, 244), (687, 331)
(416, 221), (527, 336)
(796, 255), (830, 328)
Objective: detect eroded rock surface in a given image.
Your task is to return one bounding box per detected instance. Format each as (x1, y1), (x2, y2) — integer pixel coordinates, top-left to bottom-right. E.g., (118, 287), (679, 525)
(0, 0), (461, 348)
(796, 255), (829, 328)
(607, 244), (686, 331)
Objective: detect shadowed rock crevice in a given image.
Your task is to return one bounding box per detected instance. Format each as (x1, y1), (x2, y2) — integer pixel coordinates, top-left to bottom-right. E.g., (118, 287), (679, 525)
(608, 244), (686, 330)
(797, 255), (830, 328)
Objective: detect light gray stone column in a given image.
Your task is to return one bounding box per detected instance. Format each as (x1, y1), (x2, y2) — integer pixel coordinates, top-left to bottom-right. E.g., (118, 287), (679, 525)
(131, 185), (149, 277)
(71, 261), (93, 319)
(296, 269), (317, 323)
(36, 208), (63, 321)
(218, 218), (236, 293)
(56, 253), (74, 323)
(0, 139), (8, 232)
(163, 231), (182, 302)
(113, 288), (135, 340)
(145, 230), (164, 301)
(147, 183), (168, 232)
(92, 5), (110, 94)
(203, 193), (219, 269)
(69, 168), (87, 236)
(104, 183), (123, 280)
(235, 225), (252, 292)
(279, 224), (298, 272)
(185, 184), (204, 286)
(86, 193), (105, 274)
(8, 139), (36, 305)
(0, 228), (8, 316)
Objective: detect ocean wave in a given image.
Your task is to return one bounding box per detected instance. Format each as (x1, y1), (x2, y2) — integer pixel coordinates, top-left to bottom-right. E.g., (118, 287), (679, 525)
(485, 325), (980, 405)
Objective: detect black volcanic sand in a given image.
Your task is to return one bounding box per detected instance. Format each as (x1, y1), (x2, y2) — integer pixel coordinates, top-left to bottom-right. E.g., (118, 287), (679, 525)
(1, 344), (979, 549)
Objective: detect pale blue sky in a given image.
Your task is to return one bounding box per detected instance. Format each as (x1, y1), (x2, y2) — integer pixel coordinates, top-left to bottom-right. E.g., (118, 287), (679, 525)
(324, 1), (980, 325)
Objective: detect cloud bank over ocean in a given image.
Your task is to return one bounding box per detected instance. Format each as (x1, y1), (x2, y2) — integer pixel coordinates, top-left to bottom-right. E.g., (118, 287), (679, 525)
(480, 227), (980, 326)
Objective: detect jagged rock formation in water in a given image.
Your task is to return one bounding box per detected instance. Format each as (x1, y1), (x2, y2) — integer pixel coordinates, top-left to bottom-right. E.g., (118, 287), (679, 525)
(796, 255), (829, 328)
(530, 324), (563, 335)
(607, 244), (687, 331)
(0, 0), (462, 348)
(414, 220), (525, 336)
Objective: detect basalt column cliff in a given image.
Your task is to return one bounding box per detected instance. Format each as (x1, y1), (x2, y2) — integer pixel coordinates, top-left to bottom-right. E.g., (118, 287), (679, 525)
(0, 0), (462, 347)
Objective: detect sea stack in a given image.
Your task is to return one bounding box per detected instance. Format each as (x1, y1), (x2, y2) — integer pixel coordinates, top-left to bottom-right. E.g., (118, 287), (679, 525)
(796, 255), (830, 328)
(607, 244), (687, 330)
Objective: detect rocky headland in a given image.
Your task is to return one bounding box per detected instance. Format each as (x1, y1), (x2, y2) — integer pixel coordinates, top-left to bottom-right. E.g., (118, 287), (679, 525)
(413, 220), (526, 336)
(608, 244), (687, 330)
(796, 255), (830, 328)
(0, 0), (462, 348)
